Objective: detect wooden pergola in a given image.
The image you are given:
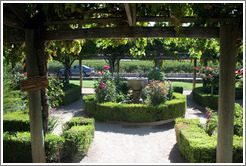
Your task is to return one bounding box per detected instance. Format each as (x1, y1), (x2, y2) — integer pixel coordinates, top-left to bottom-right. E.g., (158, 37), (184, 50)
(3, 2), (243, 163)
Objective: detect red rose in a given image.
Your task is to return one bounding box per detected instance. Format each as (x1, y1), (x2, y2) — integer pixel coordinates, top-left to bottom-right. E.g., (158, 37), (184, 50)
(24, 73), (27, 76)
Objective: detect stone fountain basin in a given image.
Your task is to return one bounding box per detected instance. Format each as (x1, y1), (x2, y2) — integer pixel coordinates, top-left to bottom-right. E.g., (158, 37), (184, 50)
(127, 77), (148, 91)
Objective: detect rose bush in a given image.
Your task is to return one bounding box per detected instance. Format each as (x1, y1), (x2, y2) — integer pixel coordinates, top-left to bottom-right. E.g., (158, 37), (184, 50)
(94, 66), (116, 103)
(195, 66), (219, 95)
(144, 80), (173, 106)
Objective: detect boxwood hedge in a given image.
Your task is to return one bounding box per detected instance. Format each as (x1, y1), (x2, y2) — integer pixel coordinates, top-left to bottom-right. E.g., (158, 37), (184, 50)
(3, 115), (95, 163)
(175, 118), (243, 163)
(192, 87), (243, 110)
(60, 84), (81, 105)
(3, 132), (65, 163)
(83, 92), (187, 123)
(61, 117), (95, 162)
(3, 111), (30, 132)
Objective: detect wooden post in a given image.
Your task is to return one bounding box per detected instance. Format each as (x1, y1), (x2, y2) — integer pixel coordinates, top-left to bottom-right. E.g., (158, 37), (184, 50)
(25, 29), (46, 163)
(216, 24), (237, 163)
(79, 58), (83, 94)
(193, 58), (197, 90)
(117, 59), (120, 74)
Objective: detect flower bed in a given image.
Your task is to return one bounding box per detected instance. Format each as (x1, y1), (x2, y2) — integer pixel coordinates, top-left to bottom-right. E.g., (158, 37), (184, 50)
(83, 92), (186, 123)
(175, 118), (243, 163)
(193, 87), (243, 109)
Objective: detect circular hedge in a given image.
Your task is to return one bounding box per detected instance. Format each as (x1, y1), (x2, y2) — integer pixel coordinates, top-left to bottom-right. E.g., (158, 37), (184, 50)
(83, 92), (187, 123)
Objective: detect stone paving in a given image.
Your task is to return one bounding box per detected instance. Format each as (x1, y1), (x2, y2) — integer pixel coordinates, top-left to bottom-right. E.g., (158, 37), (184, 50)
(51, 88), (243, 163)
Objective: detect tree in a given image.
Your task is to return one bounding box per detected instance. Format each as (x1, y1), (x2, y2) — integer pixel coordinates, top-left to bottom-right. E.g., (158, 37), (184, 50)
(3, 43), (25, 73)
(47, 40), (82, 85)
(77, 39), (99, 93)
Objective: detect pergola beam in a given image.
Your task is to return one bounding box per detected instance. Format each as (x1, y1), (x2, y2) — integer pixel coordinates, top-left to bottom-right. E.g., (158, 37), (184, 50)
(7, 4), (28, 24)
(44, 17), (238, 26)
(44, 27), (220, 40)
(4, 26), (243, 43)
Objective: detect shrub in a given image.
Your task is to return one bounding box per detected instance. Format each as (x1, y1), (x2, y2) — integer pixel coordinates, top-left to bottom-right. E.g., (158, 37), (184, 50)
(145, 80), (173, 105)
(3, 111), (30, 132)
(3, 132), (65, 163)
(195, 66), (219, 95)
(94, 66), (116, 103)
(46, 76), (64, 107)
(60, 84), (81, 105)
(3, 111), (59, 134)
(175, 118), (243, 163)
(147, 67), (165, 82)
(193, 87), (243, 109)
(61, 117), (95, 162)
(173, 86), (183, 94)
(83, 92), (186, 123)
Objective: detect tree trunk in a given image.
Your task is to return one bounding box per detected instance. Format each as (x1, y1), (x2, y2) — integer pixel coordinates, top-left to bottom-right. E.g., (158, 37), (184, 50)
(79, 58), (83, 94)
(64, 58), (70, 85)
(193, 58), (197, 90)
(109, 58), (114, 74)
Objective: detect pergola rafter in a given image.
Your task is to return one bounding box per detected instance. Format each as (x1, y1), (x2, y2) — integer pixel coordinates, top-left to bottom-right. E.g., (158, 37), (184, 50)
(2, 2), (244, 164)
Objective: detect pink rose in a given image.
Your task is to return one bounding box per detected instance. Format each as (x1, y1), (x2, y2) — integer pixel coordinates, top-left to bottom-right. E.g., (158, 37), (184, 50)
(100, 85), (105, 88)
(98, 72), (101, 75)
(102, 72), (104, 75)
(104, 66), (110, 70)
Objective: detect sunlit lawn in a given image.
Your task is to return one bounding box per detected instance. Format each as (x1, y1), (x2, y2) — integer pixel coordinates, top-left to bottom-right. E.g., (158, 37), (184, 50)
(70, 80), (203, 90)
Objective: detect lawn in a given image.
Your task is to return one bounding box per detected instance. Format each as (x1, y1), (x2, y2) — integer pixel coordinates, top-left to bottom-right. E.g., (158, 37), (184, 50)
(70, 80), (203, 90)
(70, 80), (95, 87)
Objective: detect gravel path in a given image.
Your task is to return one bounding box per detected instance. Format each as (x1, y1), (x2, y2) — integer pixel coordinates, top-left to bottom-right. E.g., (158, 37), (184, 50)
(51, 88), (243, 163)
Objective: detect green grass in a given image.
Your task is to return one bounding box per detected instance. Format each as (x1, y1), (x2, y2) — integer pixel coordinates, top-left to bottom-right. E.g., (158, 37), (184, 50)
(172, 81), (203, 90)
(70, 80), (202, 90)
(70, 80), (95, 87)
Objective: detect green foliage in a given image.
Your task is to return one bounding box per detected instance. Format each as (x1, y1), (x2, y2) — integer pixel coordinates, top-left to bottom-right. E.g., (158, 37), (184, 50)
(193, 87), (243, 110)
(60, 84), (81, 105)
(3, 132), (65, 163)
(83, 92), (186, 122)
(144, 80), (173, 106)
(3, 111), (30, 132)
(175, 119), (243, 163)
(204, 107), (218, 136)
(94, 67), (116, 103)
(192, 87), (219, 110)
(62, 117), (95, 132)
(147, 67), (165, 82)
(47, 77), (65, 108)
(173, 86), (183, 94)
(3, 111), (59, 134)
(61, 117), (95, 162)
(196, 66), (219, 95)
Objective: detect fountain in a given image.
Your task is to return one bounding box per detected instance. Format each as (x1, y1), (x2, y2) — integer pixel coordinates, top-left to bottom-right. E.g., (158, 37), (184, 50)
(127, 77), (148, 103)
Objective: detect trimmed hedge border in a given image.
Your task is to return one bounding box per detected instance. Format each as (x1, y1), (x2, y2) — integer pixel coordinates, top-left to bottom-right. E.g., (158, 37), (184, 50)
(60, 84), (81, 105)
(3, 132), (64, 163)
(83, 92), (187, 123)
(175, 118), (243, 163)
(3, 115), (94, 163)
(61, 117), (95, 162)
(173, 86), (183, 94)
(192, 87), (243, 110)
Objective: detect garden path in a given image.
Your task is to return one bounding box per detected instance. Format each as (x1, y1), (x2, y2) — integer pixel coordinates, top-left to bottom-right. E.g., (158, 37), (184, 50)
(51, 88), (243, 163)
